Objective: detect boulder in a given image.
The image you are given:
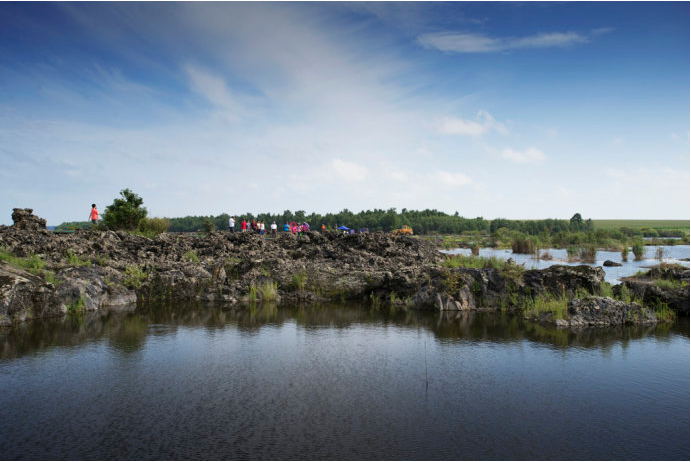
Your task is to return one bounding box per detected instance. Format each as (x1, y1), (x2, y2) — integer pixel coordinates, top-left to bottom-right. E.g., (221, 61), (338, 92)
(603, 260), (622, 267)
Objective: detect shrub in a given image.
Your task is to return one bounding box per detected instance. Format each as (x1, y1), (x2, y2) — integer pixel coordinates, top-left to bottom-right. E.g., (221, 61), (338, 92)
(103, 188), (148, 230)
(621, 244), (629, 262)
(511, 235), (537, 254)
(202, 218), (215, 233)
(139, 217), (170, 236)
(599, 281), (614, 298)
(631, 240), (645, 261)
(655, 246), (665, 261)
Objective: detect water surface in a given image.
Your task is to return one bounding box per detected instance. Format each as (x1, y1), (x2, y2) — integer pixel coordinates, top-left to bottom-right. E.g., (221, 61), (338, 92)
(443, 245), (690, 283)
(0, 303), (688, 460)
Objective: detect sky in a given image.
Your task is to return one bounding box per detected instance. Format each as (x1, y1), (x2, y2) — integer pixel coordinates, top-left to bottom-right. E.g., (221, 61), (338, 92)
(0, 1), (689, 225)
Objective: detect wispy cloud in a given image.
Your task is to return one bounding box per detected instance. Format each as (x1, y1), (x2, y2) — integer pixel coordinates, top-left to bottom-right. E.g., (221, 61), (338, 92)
(438, 110), (507, 137)
(501, 147), (546, 164)
(184, 65), (245, 121)
(417, 28), (610, 53)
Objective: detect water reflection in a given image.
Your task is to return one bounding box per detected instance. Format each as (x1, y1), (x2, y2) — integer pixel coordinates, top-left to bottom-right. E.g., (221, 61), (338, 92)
(1, 302), (687, 360)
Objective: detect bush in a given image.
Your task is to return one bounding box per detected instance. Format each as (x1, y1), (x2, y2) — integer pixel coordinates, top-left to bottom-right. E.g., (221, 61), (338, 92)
(511, 235), (537, 254)
(631, 240), (645, 261)
(202, 218), (215, 233)
(103, 189), (148, 230)
(139, 217), (170, 236)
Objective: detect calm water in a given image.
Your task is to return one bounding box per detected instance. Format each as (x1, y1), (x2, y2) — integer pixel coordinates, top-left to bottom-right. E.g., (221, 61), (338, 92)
(0, 303), (688, 460)
(443, 245), (690, 283)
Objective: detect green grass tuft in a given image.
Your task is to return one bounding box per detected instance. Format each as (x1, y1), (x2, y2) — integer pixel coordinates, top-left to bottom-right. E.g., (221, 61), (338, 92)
(522, 291), (569, 320)
(66, 249), (90, 266)
(183, 250), (200, 263)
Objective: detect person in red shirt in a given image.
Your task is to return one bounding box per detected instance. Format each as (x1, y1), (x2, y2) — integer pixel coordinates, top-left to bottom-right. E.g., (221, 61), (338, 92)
(89, 204), (99, 224)
(241, 219), (247, 232)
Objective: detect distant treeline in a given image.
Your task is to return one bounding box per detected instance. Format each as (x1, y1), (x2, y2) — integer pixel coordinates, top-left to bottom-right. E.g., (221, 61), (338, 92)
(164, 209), (594, 234)
(54, 209), (688, 238)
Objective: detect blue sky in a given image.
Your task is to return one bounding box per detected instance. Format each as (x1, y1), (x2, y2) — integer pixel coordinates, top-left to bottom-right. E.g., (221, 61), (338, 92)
(1, 1), (688, 225)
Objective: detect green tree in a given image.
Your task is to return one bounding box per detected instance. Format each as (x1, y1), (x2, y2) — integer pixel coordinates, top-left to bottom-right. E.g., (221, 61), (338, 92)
(570, 213), (583, 231)
(103, 189), (148, 230)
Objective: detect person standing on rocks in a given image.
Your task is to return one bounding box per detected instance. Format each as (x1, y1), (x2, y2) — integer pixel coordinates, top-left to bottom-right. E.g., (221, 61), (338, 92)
(241, 219), (246, 232)
(89, 204), (99, 224)
(229, 216), (235, 233)
(271, 221), (277, 238)
(260, 221), (265, 237)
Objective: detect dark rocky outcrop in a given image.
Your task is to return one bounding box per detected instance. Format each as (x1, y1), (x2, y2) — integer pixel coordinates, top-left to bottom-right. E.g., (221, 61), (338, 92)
(11, 208), (47, 231)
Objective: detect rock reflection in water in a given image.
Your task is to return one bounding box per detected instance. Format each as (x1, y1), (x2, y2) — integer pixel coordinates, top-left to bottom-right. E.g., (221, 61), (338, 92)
(1, 301), (687, 360)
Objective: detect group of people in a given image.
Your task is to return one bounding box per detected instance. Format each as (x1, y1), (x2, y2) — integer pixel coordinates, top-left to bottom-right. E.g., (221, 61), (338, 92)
(228, 217), (278, 236)
(228, 217), (322, 238)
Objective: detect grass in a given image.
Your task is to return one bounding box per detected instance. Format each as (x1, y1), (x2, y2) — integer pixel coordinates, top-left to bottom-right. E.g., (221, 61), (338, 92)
(291, 269), (307, 291)
(442, 254), (524, 282)
(183, 250), (199, 263)
(655, 279), (689, 290)
(123, 264), (147, 289)
(0, 247), (46, 273)
(651, 300), (676, 322)
(67, 295), (86, 314)
(522, 291), (569, 320)
(66, 249), (90, 266)
(592, 219), (689, 230)
(249, 281), (278, 301)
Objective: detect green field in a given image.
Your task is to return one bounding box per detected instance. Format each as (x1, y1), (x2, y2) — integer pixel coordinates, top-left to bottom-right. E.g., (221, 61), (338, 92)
(592, 220), (690, 230)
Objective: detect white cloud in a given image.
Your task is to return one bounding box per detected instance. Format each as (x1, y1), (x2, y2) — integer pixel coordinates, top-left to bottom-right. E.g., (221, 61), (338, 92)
(427, 170), (472, 187)
(387, 170), (408, 182)
(501, 147), (546, 163)
(329, 158), (370, 182)
(438, 110), (507, 137)
(418, 29), (607, 54)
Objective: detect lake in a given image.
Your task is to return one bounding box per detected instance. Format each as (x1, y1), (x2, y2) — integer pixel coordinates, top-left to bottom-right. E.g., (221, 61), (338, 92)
(442, 245), (690, 283)
(0, 302), (688, 460)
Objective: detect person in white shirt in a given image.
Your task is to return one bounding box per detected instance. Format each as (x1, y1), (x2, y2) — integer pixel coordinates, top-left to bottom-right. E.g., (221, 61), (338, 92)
(229, 216), (235, 233)
(270, 221), (277, 237)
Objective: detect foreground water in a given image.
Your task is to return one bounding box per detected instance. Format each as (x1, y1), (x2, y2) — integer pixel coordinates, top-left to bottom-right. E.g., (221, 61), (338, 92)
(0, 303), (688, 460)
(443, 245), (690, 283)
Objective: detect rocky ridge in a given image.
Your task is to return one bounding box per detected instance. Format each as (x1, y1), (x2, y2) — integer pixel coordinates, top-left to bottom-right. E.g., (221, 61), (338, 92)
(0, 209), (685, 327)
